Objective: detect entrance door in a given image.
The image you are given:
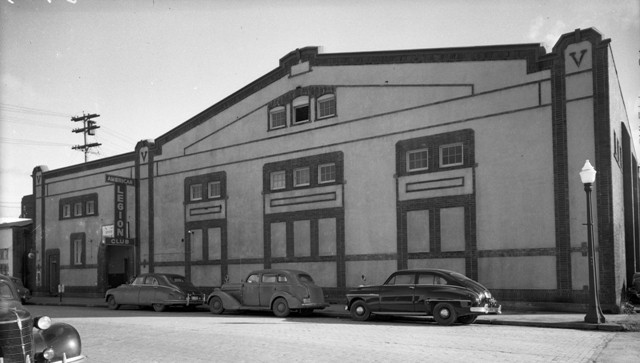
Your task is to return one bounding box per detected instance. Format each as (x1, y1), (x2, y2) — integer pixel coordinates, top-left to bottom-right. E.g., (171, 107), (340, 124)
(47, 251), (60, 295)
(106, 246), (134, 288)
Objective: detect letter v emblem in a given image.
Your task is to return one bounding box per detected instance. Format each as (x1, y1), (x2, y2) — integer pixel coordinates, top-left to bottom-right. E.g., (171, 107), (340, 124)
(569, 49), (588, 68)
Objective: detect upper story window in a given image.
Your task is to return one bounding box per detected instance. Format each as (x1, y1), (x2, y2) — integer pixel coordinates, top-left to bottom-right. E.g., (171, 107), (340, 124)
(270, 171), (286, 190)
(190, 184), (203, 201)
(293, 167), (310, 187)
(440, 143), (464, 167)
(269, 106), (286, 130)
(184, 171), (227, 204)
(292, 96), (310, 124)
(60, 193), (98, 220)
(407, 149), (429, 172)
(63, 204), (71, 218)
(263, 151), (343, 193)
(208, 181), (221, 199)
(318, 163), (336, 184)
(86, 200), (95, 215)
(317, 94), (336, 119)
(396, 129), (474, 177)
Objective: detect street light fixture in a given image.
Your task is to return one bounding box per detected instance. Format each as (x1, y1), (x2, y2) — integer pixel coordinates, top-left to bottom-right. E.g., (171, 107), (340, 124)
(579, 160), (606, 324)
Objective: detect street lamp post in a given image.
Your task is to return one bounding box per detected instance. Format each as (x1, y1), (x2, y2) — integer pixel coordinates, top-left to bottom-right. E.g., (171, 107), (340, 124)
(579, 160), (606, 324)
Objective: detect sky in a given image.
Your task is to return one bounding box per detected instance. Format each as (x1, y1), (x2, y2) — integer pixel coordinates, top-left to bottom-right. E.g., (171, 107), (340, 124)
(1, 0), (639, 219)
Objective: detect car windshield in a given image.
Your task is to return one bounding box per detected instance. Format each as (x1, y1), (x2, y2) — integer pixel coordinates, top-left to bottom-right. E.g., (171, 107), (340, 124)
(297, 274), (314, 283)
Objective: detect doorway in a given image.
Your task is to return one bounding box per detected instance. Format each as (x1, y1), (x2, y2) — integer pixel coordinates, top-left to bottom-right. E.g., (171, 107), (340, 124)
(106, 245), (135, 288)
(45, 249), (60, 296)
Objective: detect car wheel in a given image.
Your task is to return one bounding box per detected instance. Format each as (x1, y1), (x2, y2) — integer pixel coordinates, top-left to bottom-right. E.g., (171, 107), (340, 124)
(272, 298), (290, 317)
(433, 302), (457, 326)
(209, 296), (225, 314)
(457, 315), (478, 325)
(107, 295), (120, 310)
(349, 300), (371, 321)
(152, 303), (166, 312)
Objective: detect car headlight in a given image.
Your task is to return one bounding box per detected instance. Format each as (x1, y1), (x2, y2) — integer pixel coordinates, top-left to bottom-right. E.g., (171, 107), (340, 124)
(43, 347), (55, 360)
(484, 291), (492, 299)
(34, 316), (52, 330)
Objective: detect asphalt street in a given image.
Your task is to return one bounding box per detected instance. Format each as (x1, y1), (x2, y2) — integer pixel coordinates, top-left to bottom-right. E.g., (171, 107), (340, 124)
(26, 304), (640, 362)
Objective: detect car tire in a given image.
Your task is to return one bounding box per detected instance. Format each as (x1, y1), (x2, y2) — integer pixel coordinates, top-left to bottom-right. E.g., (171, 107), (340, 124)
(272, 298), (290, 317)
(152, 303), (166, 312)
(349, 300), (371, 321)
(107, 295), (120, 310)
(457, 314), (478, 325)
(209, 296), (225, 314)
(433, 302), (457, 326)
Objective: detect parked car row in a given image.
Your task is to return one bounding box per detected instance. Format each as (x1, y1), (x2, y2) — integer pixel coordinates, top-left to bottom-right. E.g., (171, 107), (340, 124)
(104, 268), (501, 326)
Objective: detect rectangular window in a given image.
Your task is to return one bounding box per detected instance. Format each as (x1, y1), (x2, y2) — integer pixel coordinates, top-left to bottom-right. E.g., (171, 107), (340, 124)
(86, 200), (95, 215)
(73, 238), (83, 265)
(0, 249), (8, 260)
(293, 167), (310, 187)
(407, 149), (429, 171)
(63, 204), (71, 218)
(317, 95), (336, 118)
(318, 163), (336, 184)
(440, 143), (464, 167)
(190, 184), (203, 201)
(294, 105), (309, 124)
(208, 181), (221, 199)
(73, 202), (82, 216)
(270, 171), (286, 190)
(270, 107), (286, 129)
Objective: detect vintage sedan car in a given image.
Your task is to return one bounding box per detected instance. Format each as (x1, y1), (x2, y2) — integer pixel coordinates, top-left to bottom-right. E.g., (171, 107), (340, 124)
(105, 273), (206, 312)
(7, 276), (31, 304)
(346, 269), (501, 326)
(0, 275), (86, 362)
(207, 269), (329, 317)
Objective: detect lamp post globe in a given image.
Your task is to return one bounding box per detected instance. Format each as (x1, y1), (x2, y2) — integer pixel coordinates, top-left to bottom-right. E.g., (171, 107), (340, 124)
(580, 160), (606, 324)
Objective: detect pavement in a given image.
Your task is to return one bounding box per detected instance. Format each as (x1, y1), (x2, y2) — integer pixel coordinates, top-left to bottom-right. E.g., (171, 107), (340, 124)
(26, 295), (640, 332)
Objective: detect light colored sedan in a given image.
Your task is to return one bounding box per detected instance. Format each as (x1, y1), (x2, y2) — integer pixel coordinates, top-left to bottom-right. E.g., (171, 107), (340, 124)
(105, 273), (205, 312)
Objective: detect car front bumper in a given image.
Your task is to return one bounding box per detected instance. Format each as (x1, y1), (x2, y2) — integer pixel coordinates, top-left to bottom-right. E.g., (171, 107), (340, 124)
(470, 304), (502, 314)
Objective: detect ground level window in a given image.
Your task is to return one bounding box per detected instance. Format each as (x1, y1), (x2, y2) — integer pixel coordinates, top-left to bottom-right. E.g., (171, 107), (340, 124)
(73, 238), (83, 265)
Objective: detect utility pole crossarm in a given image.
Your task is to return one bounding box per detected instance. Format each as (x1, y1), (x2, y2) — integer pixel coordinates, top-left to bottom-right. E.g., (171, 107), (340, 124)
(71, 112), (102, 162)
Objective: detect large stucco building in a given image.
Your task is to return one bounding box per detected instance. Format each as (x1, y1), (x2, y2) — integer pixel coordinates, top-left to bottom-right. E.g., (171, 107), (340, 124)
(28, 28), (639, 312)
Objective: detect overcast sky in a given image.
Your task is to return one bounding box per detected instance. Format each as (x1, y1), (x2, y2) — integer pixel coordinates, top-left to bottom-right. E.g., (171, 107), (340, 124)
(1, 0), (639, 219)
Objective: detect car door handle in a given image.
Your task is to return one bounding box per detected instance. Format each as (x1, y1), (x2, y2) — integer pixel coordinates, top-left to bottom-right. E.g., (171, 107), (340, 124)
(409, 286), (415, 289)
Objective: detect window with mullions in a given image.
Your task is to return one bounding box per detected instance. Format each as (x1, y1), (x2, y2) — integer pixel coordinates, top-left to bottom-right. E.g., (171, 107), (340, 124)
(317, 94), (336, 119)
(63, 204), (71, 218)
(407, 149), (429, 172)
(269, 106), (286, 130)
(208, 181), (221, 199)
(86, 200), (95, 215)
(440, 143), (464, 167)
(73, 202), (82, 216)
(294, 167), (310, 187)
(270, 171), (286, 190)
(318, 163), (336, 184)
(190, 184), (203, 201)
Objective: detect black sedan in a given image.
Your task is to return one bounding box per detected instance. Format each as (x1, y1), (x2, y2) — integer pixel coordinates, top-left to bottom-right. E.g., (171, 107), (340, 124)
(346, 269), (501, 326)
(105, 273), (206, 312)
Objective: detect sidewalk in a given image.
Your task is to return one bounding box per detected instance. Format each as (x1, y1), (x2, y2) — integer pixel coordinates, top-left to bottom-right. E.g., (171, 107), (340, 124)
(28, 295), (640, 332)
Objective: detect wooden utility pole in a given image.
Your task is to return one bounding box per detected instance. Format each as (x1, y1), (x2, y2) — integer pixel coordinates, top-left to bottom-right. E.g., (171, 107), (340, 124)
(71, 113), (101, 163)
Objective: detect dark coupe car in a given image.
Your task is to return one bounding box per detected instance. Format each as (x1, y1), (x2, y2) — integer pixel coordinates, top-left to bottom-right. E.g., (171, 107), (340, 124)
(207, 269), (329, 317)
(105, 273), (205, 312)
(346, 269), (501, 326)
(0, 275), (86, 362)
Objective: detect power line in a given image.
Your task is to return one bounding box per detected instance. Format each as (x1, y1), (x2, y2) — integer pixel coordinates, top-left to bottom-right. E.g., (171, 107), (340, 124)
(0, 103), (71, 118)
(0, 137), (71, 147)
